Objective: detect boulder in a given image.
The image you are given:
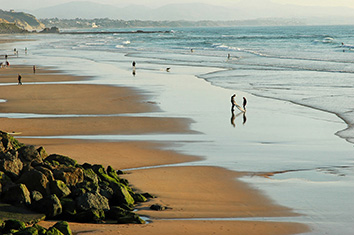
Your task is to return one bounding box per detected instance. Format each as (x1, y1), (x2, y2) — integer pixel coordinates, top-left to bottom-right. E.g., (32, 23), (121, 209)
(32, 224), (47, 235)
(45, 154), (77, 167)
(0, 171), (15, 193)
(37, 146), (48, 160)
(46, 226), (64, 235)
(0, 151), (23, 180)
(52, 221), (72, 235)
(132, 193), (147, 203)
(17, 169), (50, 196)
(50, 180), (71, 199)
(1, 184), (31, 206)
(74, 209), (105, 223)
(60, 198), (77, 219)
(76, 192), (110, 212)
(2, 220), (26, 234)
(110, 182), (135, 207)
(83, 168), (99, 184)
(37, 194), (62, 218)
(52, 166), (84, 186)
(35, 166), (55, 182)
(18, 145), (42, 165)
(150, 204), (167, 211)
(14, 226), (38, 235)
(0, 131), (24, 152)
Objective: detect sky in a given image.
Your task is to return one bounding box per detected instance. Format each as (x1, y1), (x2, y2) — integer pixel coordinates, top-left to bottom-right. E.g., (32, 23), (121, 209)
(2, 0), (354, 10)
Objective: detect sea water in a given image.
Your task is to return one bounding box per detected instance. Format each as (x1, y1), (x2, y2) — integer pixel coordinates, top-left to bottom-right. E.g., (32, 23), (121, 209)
(1, 25), (354, 234)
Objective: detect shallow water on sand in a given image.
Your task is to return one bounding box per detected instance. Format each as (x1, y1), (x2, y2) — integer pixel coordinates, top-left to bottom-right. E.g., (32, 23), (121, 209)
(2, 26), (354, 233)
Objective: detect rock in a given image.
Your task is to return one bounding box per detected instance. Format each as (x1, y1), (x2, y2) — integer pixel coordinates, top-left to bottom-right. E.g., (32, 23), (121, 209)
(0, 170), (15, 193)
(2, 220), (26, 234)
(0, 151), (23, 180)
(18, 145), (42, 166)
(150, 204), (166, 211)
(17, 169), (50, 196)
(39, 27), (60, 34)
(45, 154), (77, 167)
(117, 213), (145, 224)
(37, 147), (48, 160)
(60, 198), (77, 219)
(132, 193), (147, 203)
(32, 224), (47, 235)
(1, 184), (31, 206)
(142, 192), (155, 199)
(35, 166), (55, 182)
(74, 209), (105, 223)
(76, 192), (110, 212)
(99, 185), (114, 200)
(31, 190), (43, 203)
(75, 180), (99, 194)
(50, 180), (71, 199)
(83, 168), (99, 184)
(52, 221), (72, 235)
(106, 166), (121, 182)
(37, 194), (62, 218)
(52, 166), (84, 186)
(0, 131), (24, 152)
(110, 182), (135, 207)
(14, 226), (38, 235)
(46, 226), (64, 235)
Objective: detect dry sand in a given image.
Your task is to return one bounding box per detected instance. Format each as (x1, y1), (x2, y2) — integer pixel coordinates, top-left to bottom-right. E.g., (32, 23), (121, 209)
(0, 65), (309, 234)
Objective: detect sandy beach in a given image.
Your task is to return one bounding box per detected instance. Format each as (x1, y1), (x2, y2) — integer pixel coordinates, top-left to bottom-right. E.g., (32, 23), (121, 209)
(0, 64), (309, 234)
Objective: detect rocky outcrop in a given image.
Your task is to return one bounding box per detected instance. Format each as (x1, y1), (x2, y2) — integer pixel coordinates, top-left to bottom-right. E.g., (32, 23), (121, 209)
(0, 9), (45, 32)
(0, 219), (72, 235)
(0, 131), (150, 225)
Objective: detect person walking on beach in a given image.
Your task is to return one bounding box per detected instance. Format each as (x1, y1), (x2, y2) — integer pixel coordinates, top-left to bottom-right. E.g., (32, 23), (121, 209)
(132, 61), (136, 68)
(18, 74), (22, 85)
(231, 94), (236, 111)
(33, 65), (36, 74)
(243, 97), (247, 111)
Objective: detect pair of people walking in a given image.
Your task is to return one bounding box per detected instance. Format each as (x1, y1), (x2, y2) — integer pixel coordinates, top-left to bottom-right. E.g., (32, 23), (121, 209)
(231, 94), (247, 112)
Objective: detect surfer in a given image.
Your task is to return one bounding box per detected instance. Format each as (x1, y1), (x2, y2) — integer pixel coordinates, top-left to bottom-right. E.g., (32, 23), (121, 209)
(231, 94), (236, 111)
(243, 97), (247, 111)
(228, 53), (231, 60)
(166, 67), (171, 72)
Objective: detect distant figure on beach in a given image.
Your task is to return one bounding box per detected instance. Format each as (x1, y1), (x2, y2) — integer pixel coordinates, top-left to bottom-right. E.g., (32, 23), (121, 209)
(132, 61), (136, 68)
(14, 48), (16, 55)
(243, 97), (247, 111)
(228, 53), (231, 60)
(25, 47), (28, 55)
(6, 61), (10, 67)
(5, 54), (7, 60)
(18, 74), (22, 85)
(33, 65), (36, 74)
(166, 67), (171, 72)
(191, 49), (194, 53)
(231, 94), (236, 111)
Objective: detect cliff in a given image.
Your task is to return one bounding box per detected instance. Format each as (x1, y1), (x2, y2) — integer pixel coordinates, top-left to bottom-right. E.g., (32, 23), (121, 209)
(0, 9), (45, 33)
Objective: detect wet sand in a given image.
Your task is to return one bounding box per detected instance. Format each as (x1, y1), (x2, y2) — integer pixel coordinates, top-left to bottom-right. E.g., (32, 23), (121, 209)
(0, 65), (309, 234)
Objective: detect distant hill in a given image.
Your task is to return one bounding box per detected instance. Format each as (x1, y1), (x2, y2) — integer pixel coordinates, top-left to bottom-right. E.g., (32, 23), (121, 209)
(31, 1), (244, 21)
(30, 0), (354, 25)
(0, 9), (45, 32)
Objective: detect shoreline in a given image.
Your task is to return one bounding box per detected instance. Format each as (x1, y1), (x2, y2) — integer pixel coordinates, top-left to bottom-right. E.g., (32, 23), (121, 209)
(0, 64), (309, 234)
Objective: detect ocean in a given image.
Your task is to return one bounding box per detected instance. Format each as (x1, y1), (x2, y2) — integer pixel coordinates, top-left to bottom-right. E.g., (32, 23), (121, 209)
(2, 25), (354, 234)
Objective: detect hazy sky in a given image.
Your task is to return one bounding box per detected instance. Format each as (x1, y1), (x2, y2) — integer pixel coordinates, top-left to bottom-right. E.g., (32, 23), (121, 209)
(2, 0), (354, 10)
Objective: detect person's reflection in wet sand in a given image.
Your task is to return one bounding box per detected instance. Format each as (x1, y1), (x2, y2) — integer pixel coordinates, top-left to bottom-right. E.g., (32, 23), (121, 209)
(231, 110), (246, 127)
(243, 112), (247, 125)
